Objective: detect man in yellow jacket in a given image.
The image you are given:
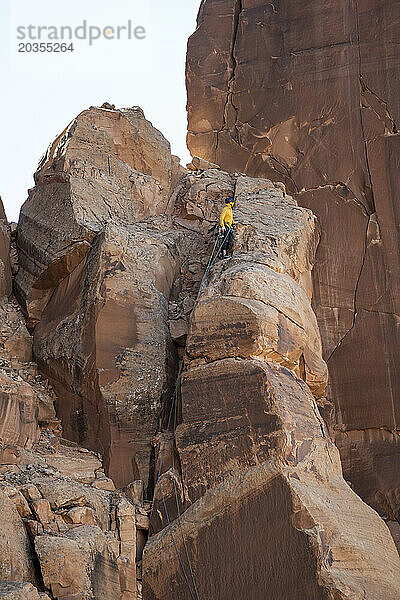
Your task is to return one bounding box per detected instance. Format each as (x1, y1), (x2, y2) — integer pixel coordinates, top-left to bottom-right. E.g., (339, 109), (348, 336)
(219, 197), (235, 258)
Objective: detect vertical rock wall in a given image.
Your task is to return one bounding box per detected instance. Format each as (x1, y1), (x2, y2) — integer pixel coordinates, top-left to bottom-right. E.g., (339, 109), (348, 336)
(186, 0), (400, 522)
(143, 176), (400, 599)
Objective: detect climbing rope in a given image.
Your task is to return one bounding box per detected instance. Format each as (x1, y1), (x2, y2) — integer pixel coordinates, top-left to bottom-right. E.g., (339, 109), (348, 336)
(154, 364), (199, 600)
(172, 384), (201, 600)
(197, 227), (231, 299)
(153, 219), (234, 599)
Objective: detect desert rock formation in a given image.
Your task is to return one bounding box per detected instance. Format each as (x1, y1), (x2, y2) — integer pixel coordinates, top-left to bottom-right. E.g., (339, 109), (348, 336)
(186, 0), (400, 526)
(144, 169), (400, 600)
(0, 101), (399, 599)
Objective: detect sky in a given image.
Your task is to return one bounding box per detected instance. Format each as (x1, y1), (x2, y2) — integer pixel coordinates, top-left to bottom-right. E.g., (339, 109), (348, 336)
(0, 0), (201, 222)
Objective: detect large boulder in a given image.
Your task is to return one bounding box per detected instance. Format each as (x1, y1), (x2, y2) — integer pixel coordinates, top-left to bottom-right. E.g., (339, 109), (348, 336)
(145, 361), (400, 600)
(15, 106), (184, 327)
(35, 526), (124, 600)
(186, 0), (400, 523)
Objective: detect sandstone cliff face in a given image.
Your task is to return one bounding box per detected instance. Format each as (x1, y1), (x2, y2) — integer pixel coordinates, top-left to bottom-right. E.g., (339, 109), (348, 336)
(143, 173), (400, 599)
(186, 0), (400, 524)
(1, 103), (400, 599)
(15, 107), (189, 490)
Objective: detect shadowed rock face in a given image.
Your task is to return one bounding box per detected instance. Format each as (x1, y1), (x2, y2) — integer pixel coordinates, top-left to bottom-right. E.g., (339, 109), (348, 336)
(186, 0), (400, 522)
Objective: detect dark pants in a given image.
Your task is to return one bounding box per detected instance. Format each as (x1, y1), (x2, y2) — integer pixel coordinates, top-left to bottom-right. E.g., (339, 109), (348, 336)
(220, 226), (234, 255)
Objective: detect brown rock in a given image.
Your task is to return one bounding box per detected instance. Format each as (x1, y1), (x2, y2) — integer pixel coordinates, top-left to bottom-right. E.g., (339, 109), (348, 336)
(24, 519), (44, 539)
(15, 108), (235, 490)
(145, 359), (400, 599)
(30, 499), (53, 525)
(168, 319), (188, 346)
(34, 478), (110, 530)
(0, 197), (12, 299)
(135, 513), (150, 531)
(186, 182), (327, 399)
(0, 298), (32, 363)
(15, 106), (184, 326)
(0, 373), (39, 449)
(20, 484), (42, 503)
(144, 169), (400, 598)
(63, 506), (97, 526)
(0, 444), (20, 466)
(91, 477), (116, 492)
(43, 445), (102, 485)
(2, 486), (32, 518)
(185, 0), (400, 520)
(35, 522), (137, 600)
(13, 106), (190, 488)
(187, 156), (220, 171)
(0, 582), (49, 600)
(0, 490), (37, 584)
(35, 525), (120, 600)
(124, 481), (144, 506)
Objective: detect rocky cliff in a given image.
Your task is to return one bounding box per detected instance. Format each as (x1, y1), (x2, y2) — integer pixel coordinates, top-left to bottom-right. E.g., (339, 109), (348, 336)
(186, 0), (400, 530)
(0, 100), (399, 600)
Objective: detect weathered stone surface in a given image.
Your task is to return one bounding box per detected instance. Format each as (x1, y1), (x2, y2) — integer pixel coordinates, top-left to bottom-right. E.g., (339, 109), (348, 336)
(40, 443), (102, 485)
(185, 181), (326, 398)
(0, 299), (32, 364)
(1, 486), (32, 518)
(34, 477), (110, 529)
(0, 198), (11, 300)
(0, 490), (37, 584)
(63, 506), (97, 525)
(30, 499), (53, 525)
(35, 525), (122, 600)
(187, 156), (220, 171)
(125, 481), (144, 506)
(0, 582), (49, 600)
(145, 362), (400, 600)
(16, 106), (183, 327)
(144, 175), (400, 598)
(16, 109), (265, 492)
(1, 466), (138, 599)
(14, 106), (200, 489)
(0, 372), (39, 449)
(186, 0), (400, 523)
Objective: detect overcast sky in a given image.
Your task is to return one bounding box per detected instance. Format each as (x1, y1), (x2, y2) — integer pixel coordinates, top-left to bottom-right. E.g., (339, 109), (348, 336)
(0, 0), (200, 221)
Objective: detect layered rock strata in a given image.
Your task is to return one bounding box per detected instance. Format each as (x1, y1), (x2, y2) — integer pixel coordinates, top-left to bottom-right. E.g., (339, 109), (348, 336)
(143, 177), (400, 598)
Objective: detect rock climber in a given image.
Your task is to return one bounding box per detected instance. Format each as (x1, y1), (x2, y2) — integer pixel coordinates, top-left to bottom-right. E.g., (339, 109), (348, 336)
(218, 197), (235, 258)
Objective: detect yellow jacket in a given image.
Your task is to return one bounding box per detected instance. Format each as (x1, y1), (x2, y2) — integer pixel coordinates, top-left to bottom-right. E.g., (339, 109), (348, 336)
(220, 204), (234, 228)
